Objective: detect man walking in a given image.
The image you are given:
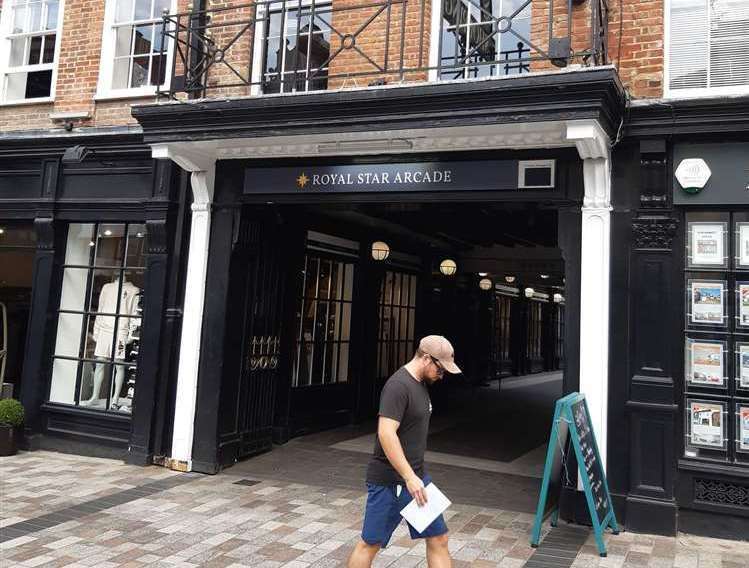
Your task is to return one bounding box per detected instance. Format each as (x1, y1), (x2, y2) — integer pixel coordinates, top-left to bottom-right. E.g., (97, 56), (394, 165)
(348, 335), (461, 568)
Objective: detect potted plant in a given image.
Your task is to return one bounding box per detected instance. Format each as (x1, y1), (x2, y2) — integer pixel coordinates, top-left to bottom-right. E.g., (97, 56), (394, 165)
(0, 398), (24, 456)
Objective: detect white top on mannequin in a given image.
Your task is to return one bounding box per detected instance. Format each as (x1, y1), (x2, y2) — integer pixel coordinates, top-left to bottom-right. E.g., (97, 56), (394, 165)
(93, 278), (140, 359)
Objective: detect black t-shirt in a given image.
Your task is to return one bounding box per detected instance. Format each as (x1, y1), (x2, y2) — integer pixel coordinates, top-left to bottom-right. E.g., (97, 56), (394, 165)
(365, 367), (432, 485)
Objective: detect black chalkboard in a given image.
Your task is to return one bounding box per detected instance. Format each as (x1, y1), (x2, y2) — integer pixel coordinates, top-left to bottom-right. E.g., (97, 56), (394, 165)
(571, 399), (609, 520)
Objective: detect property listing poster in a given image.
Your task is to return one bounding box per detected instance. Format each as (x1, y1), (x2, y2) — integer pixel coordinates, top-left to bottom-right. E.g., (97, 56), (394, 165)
(739, 284), (749, 326)
(741, 407), (749, 451)
(739, 345), (749, 389)
(691, 282), (724, 325)
(689, 342), (723, 386)
(691, 224), (724, 265)
(690, 401), (724, 448)
(740, 224), (749, 267)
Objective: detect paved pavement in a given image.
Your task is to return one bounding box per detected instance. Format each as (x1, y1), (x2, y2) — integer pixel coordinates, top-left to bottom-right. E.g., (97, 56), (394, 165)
(2, 449), (749, 568)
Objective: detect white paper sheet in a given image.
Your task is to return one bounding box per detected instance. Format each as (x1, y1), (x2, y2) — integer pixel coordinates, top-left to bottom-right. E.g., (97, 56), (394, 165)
(399, 483), (451, 533)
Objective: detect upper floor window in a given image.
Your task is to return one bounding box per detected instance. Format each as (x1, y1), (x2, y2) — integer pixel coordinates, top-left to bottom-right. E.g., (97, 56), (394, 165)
(260, 0), (331, 94)
(440, 0), (531, 80)
(667, 0), (749, 97)
(97, 0), (173, 97)
(0, 0), (62, 103)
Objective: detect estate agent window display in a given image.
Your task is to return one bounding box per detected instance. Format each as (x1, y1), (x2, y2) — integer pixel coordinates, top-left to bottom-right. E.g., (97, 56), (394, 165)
(684, 212), (749, 466)
(49, 223), (145, 414)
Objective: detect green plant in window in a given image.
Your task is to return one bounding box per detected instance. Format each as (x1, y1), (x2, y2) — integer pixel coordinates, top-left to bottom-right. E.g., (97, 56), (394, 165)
(0, 399), (24, 427)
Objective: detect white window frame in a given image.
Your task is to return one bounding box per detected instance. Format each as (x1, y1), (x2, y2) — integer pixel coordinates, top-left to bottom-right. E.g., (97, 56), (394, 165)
(95, 0), (177, 100)
(250, 0), (332, 96)
(431, 0), (532, 83)
(664, 0), (749, 99)
(0, 0), (65, 105)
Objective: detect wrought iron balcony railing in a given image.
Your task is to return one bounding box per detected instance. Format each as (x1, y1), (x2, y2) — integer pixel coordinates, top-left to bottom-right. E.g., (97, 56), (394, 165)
(156, 0), (609, 100)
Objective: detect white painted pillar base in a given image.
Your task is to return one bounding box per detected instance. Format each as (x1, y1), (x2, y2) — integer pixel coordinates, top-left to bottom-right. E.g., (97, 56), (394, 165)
(171, 170), (215, 468)
(566, 122), (612, 472)
(152, 144), (216, 471)
(579, 201), (611, 470)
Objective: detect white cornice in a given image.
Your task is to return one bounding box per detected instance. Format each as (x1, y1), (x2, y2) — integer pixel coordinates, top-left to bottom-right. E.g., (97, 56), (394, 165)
(211, 121), (574, 160)
(565, 120), (611, 160)
(152, 142), (217, 172)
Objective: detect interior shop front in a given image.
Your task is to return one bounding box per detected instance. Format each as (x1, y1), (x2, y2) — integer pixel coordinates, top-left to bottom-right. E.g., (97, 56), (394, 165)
(186, 150), (584, 480)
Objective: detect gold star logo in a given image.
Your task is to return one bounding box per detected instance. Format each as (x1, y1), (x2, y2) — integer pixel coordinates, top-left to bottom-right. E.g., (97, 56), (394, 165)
(296, 172), (309, 189)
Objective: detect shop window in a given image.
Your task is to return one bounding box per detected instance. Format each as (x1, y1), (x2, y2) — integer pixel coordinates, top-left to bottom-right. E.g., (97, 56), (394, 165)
(0, 0), (62, 103)
(554, 302), (565, 366)
(376, 271), (418, 387)
(261, 0), (331, 94)
(683, 212), (749, 466)
(440, 0), (531, 80)
(292, 254), (354, 386)
(527, 298), (543, 367)
(49, 223), (146, 413)
(667, 0), (749, 97)
(490, 290), (513, 377)
(97, 0), (174, 98)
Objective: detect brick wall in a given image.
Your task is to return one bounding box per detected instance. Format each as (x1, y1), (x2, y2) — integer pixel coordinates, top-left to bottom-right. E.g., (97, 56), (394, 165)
(609, 0), (664, 99)
(0, 0), (665, 135)
(0, 0), (192, 133)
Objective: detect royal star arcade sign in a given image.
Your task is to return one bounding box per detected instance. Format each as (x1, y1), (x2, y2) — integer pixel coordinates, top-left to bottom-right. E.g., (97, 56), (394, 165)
(675, 158), (712, 194)
(244, 160), (547, 195)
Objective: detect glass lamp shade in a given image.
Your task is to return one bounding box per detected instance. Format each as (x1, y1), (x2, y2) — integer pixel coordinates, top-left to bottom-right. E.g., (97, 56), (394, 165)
(371, 241), (390, 261)
(504, 275), (516, 283)
(524, 287), (535, 298)
(439, 259), (457, 276)
(479, 278), (492, 290)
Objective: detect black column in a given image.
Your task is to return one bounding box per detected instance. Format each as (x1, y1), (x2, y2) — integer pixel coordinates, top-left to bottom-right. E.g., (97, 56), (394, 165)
(19, 217), (58, 448)
(126, 218), (170, 465)
(623, 140), (679, 535)
(558, 206), (582, 394)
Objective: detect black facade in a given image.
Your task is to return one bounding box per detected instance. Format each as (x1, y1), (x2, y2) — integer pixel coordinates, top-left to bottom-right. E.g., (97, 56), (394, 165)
(0, 132), (190, 465)
(3, 66), (748, 540)
(602, 97), (749, 538)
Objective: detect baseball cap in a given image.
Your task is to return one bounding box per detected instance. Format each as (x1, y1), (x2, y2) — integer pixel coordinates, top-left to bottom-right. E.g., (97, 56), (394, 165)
(418, 335), (462, 374)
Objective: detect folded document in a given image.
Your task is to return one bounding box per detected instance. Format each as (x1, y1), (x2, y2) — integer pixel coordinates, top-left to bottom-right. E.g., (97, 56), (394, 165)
(400, 482), (452, 533)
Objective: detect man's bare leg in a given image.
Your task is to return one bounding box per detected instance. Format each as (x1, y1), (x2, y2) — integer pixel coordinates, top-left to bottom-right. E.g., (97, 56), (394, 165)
(426, 534), (451, 568)
(347, 540), (381, 568)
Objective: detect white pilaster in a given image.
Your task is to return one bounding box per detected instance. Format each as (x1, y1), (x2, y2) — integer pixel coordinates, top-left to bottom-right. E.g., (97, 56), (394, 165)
(566, 120), (612, 471)
(152, 143), (216, 471)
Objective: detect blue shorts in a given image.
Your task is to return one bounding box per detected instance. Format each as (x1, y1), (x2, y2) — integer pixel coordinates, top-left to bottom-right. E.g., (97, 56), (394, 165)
(361, 475), (448, 547)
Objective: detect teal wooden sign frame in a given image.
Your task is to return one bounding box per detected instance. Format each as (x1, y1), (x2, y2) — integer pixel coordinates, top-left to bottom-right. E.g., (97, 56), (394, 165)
(530, 392), (620, 557)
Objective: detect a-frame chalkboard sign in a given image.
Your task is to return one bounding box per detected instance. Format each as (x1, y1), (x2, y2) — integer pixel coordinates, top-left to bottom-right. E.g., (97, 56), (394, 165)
(530, 392), (619, 557)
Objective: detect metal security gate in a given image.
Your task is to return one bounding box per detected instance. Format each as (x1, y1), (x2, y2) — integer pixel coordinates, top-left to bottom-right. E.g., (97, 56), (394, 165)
(235, 216), (286, 457)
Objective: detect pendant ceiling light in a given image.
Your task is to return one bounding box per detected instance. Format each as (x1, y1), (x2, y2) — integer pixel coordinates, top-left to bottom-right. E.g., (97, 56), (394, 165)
(505, 275), (516, 283)
(371, 241), (390, 261)
(439, 259), (457, 276)
(479, 278), (492, 291)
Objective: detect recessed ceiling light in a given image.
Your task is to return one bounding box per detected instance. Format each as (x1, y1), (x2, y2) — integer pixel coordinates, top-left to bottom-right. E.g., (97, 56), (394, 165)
(478, 272), (488, 277)
(0, 228), (5, 235)
(89, 241), (95, 247)
(104, 229), (112, 236)
(540, 274), (550, 279)
(136, 232), (144, 238)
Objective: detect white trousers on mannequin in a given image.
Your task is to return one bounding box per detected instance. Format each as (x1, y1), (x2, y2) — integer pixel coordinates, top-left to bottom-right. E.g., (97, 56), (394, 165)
(84, 357), (125, 408)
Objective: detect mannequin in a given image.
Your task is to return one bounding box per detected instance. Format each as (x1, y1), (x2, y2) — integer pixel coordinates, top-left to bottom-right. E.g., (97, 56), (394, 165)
(81, 273), (140, 410)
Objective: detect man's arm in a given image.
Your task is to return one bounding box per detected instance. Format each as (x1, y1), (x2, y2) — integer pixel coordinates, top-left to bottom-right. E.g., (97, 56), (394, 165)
(378, 416), (428, 506)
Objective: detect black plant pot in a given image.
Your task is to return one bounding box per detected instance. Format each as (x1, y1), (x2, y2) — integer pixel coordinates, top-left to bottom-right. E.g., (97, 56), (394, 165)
(0, 425), (18, 456)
